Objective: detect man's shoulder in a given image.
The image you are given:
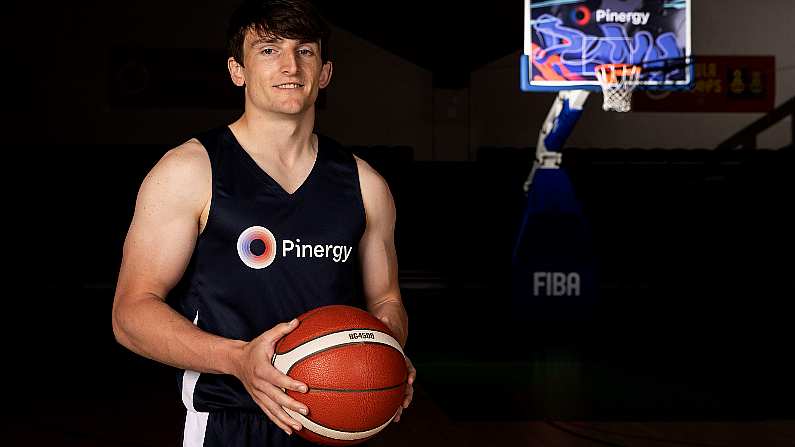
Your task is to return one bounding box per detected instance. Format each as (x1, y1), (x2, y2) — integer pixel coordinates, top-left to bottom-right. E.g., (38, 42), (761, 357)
(352, 155), (386, 189)
(353, 155), (394, 224)
(163, 138), (209, 165)
(140, 139), (211, 206)
(153, 139), (211, 180)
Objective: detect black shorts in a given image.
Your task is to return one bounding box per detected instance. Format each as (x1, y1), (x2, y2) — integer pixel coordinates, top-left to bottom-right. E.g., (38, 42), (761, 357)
(184, 410), (314, 446)
(183, 410), (374, 446)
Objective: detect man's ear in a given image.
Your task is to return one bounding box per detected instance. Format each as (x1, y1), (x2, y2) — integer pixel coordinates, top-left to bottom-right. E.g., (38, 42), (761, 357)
(228, 57), (246, 87)
(318, 60), (333, 89)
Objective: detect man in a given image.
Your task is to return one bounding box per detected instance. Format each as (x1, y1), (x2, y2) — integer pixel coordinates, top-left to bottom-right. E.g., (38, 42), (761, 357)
(111, 1), (415, 445)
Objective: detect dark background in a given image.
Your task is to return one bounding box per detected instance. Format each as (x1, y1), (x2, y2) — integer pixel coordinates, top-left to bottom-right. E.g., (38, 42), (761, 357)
(4, 0), (794, 445)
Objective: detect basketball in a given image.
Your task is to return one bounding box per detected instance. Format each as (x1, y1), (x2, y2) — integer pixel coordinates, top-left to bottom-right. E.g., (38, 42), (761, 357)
(272, 305), (408, 446)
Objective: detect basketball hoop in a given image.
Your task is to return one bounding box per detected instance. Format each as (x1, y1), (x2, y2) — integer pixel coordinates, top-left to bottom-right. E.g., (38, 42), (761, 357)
(594, 64), (642, 112)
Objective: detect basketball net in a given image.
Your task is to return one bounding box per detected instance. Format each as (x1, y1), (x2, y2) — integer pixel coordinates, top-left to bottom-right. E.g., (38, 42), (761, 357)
(594, 64), (642, 112)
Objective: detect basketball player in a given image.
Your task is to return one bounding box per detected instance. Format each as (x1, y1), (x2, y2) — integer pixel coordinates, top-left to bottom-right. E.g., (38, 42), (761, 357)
(110, 1), (415, 445)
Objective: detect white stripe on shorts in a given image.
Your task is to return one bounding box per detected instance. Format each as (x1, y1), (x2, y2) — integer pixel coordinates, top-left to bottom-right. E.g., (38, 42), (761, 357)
(183, 410), (210, 447)
(182, 311), (202, 412)
(182, 310), (209, 446)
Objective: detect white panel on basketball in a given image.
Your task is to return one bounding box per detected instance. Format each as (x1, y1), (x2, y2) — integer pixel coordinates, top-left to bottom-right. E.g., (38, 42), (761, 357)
(271, 329), (405, 441)
(284, 407), (399, 441)
(272, 329), (404, 373)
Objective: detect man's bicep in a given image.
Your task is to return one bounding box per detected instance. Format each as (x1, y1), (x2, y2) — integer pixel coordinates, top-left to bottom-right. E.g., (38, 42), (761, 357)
(359, 222), (399, 303)
(115, 144), (209, 304)
(357, 159), (400, 306)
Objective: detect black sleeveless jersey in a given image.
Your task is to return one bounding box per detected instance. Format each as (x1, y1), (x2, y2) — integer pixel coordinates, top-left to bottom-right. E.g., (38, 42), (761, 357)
(170, 126), (366, 413)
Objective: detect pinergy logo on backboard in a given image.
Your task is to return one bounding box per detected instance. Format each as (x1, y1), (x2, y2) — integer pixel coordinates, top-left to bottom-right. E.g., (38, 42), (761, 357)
(594, 8), (650, 25)
(236, 226), (353, 269)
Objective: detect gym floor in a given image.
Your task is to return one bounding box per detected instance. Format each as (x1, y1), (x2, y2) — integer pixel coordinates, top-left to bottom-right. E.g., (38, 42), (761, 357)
(8, 281), (795, 446)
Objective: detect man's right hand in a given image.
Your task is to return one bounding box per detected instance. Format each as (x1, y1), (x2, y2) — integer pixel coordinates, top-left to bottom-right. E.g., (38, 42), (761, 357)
(233, 318), (310, 436)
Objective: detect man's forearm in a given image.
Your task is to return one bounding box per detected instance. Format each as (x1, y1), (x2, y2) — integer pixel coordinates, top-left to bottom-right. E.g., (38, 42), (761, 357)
(112, 295), (245, 376)
(369, 299), (408, 347)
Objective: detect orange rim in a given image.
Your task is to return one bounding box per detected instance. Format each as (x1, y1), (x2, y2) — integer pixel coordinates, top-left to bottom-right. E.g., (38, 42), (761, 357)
(595, 63), (641, 83)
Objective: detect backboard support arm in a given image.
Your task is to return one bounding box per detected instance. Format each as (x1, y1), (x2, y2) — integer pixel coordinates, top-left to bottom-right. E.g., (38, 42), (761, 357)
(523, 90), (590, 192)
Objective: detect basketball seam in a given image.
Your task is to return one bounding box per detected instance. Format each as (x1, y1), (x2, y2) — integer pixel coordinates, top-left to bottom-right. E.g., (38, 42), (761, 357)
(275, 327), (396, 356)
(284, 341), (405, 377)
(296, 405), (400, 435)
(313, 431), (377, 442)
(274, 329), (407, 435)
(273, 306), (349, 353)
(302, 381), (407, 393)
(274, 310), (320, 353)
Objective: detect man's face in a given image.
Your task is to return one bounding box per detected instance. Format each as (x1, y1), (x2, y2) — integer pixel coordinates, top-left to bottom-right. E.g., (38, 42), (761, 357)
(229, 29), (332, 116)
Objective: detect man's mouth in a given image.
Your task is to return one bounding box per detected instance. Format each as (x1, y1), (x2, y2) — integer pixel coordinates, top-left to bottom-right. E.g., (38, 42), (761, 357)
(274, 83), (305, 89)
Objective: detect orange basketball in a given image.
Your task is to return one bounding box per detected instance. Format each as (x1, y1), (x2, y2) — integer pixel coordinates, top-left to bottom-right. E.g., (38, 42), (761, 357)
(272, 305), (408, 446)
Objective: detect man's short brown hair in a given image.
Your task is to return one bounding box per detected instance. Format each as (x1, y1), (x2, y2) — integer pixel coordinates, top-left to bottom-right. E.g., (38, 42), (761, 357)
(227, 0), (331, 66)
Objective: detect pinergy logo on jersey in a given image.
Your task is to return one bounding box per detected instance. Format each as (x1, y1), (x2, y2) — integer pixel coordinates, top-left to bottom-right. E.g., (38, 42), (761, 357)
(237, 226), (353, 269)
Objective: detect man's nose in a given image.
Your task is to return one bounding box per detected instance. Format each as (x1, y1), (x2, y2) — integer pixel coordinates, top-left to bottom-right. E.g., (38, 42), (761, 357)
(280, 51), (299, 74)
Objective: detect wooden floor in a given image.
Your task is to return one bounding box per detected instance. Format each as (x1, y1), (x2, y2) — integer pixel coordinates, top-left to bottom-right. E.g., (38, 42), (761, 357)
(8, 286), (794, 446)
(9, 380), (795, 446)
(373, 384), (795, 446)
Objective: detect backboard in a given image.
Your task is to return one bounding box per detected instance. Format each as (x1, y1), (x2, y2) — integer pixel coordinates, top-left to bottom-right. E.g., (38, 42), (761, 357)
(521, 0), (692, 91)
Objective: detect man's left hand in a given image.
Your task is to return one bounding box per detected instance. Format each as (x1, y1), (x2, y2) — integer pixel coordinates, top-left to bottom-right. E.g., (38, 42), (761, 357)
(375, 313), (415, 423)
(394, 356), (415, 423)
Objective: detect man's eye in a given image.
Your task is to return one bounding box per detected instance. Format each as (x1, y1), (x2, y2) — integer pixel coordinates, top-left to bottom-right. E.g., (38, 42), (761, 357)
(261, 48), (276, 55)
(298, 49), (314, 56)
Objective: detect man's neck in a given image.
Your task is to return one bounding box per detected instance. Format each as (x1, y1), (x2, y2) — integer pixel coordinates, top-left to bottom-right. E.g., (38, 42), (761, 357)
(230, 108), (316, 163)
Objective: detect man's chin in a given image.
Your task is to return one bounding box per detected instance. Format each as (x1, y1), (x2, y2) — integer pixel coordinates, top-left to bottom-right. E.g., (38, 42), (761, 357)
(282, 104), (308, 113)
(272, 105), (311, 116)
(260, 99), (303, 113)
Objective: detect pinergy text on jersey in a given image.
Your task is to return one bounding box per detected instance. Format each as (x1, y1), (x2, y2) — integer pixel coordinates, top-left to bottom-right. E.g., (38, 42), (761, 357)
(282, 239), (353, 263)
